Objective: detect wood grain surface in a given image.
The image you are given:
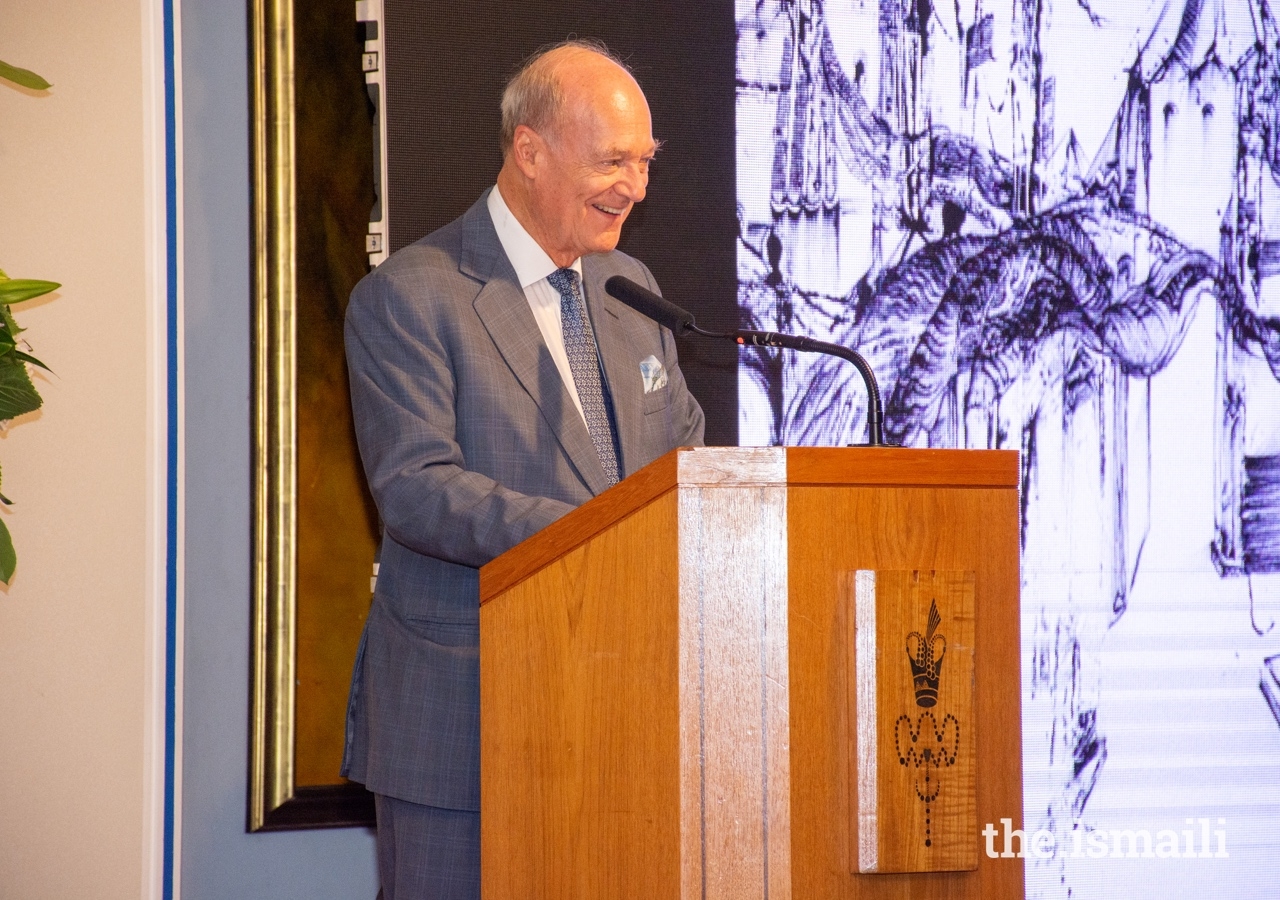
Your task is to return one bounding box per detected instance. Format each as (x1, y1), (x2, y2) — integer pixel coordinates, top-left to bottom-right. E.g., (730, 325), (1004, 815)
(481, 452), (795, 899)
(788, 480), (1024, 899)
(676, 476), (791, 900)
(481, 492), (684, 899)
(854, 570), (977, 874)
(786, 447), (1019, 488)
(479, 447), (1024, 899)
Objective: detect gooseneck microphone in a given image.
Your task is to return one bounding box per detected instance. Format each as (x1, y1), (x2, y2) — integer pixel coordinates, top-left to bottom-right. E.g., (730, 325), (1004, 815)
(604, 275), (887, 446)
(602, 276), (697, 335)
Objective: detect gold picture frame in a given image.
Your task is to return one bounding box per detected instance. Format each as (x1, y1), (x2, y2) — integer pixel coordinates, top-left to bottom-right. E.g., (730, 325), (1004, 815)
(249, 0), (379, 830)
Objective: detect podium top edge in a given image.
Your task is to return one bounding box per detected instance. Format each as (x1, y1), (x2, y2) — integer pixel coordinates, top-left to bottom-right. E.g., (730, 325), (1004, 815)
(672, 447), (1019, 488)
(480, 447), (1018, 604)
(783, 446), (1019, 488)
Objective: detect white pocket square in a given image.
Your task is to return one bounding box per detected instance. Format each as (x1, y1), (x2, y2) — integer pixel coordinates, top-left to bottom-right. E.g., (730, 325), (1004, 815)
(639, 355), (668, 393)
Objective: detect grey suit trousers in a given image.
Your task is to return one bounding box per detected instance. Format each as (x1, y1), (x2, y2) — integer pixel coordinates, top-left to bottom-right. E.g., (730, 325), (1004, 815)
(375, 794), (479, 900)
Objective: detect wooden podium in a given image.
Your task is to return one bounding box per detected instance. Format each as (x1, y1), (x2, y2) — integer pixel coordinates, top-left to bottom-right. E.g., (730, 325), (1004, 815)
(479, 447), (1024, 899)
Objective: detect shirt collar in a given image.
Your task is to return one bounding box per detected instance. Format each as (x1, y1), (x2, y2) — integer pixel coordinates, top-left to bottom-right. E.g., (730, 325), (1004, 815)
(488, 185), (582, 288)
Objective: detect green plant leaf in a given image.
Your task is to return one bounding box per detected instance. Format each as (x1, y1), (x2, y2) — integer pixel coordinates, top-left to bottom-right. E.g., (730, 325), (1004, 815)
(0, 516), (16, 584)
(13, 350), (49, 372)
(1, 305), (23, 337)
(0, 359), (42, 420)
(0, 59), (50, 91)
(0, 279), (59, 305)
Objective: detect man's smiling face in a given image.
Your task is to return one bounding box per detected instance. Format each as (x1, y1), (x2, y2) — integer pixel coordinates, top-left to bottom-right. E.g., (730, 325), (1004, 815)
(522, 54), (657, 266)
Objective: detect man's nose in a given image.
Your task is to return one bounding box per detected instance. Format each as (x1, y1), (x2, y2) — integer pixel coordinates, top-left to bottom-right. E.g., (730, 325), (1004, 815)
(618, 163), (647, 202)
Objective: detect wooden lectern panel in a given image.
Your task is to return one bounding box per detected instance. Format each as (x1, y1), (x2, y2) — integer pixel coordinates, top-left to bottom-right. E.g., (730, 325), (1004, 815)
(481, 491), (684, 898)
(480, 447), (1024, 900)
(786, 455), (1024, 900)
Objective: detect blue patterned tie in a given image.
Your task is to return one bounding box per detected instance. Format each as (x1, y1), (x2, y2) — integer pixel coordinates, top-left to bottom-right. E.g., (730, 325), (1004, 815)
(547, 267), (621, 486)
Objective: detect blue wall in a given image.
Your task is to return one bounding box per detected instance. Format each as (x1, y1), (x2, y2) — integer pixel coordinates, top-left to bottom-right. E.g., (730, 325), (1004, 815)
(180, 0), (379, 895)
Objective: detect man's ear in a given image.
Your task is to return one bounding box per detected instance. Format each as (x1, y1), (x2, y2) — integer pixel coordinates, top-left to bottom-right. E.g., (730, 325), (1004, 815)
(510, 125), (543, 179)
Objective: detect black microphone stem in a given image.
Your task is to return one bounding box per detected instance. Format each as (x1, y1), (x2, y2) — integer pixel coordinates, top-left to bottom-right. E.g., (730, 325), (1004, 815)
(686, 322), (884, 445)
(703, 327), (885, 446)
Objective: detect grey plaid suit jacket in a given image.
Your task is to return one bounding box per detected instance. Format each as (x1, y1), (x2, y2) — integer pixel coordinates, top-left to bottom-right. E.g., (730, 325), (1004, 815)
(342, 191), (705, 810)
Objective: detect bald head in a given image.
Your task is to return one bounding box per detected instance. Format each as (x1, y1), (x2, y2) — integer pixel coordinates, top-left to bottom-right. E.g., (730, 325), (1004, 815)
(500, 41), (638, 154)
(496, 40), (657, 267)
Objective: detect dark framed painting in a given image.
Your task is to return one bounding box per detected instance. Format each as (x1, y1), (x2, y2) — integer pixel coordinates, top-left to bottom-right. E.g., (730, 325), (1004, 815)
(248, 0), (379, 830)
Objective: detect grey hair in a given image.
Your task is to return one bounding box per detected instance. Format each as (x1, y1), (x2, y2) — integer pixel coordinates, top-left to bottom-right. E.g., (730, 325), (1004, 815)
(500, 39), (631, 153)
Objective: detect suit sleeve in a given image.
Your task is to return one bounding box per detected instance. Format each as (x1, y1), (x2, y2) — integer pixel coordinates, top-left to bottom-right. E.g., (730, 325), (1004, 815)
(345, 267), (575, 570)
(640, 262), (706, 448)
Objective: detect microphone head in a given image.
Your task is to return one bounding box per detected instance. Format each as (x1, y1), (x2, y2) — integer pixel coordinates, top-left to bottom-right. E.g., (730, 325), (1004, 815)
(604, 276), (696, 334)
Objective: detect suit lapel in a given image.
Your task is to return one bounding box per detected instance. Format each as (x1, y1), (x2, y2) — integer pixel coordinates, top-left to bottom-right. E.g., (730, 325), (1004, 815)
(582, 256), (643, 479)
(461, 195), (612, 496)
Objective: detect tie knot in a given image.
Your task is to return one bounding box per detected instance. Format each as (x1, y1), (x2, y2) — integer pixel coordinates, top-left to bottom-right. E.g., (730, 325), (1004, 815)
(547, 267), (581, 297)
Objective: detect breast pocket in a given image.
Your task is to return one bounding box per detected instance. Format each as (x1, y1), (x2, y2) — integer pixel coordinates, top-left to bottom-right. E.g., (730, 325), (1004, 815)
(642, 384), (671, 415)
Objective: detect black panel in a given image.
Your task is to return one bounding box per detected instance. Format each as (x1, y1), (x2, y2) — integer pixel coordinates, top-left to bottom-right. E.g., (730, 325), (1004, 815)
(381, 1), (738, 445)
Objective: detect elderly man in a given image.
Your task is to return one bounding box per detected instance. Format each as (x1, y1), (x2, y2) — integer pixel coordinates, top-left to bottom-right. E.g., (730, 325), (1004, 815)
(342, 40), (705, 899)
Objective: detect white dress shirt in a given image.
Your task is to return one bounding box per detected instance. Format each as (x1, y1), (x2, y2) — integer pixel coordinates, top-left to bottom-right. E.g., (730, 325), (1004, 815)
(487, 185), (589, 426)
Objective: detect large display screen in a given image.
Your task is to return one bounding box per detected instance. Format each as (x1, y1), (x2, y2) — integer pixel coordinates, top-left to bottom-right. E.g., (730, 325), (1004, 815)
(736, 0), (1280, 896)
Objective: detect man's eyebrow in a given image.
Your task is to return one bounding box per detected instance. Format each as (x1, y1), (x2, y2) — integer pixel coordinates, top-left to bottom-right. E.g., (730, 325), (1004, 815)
(600, 140), (664, 158)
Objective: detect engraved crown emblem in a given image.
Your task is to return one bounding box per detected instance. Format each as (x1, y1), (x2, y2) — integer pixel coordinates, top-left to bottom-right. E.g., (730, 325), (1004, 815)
(906, 600), (947, 708)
